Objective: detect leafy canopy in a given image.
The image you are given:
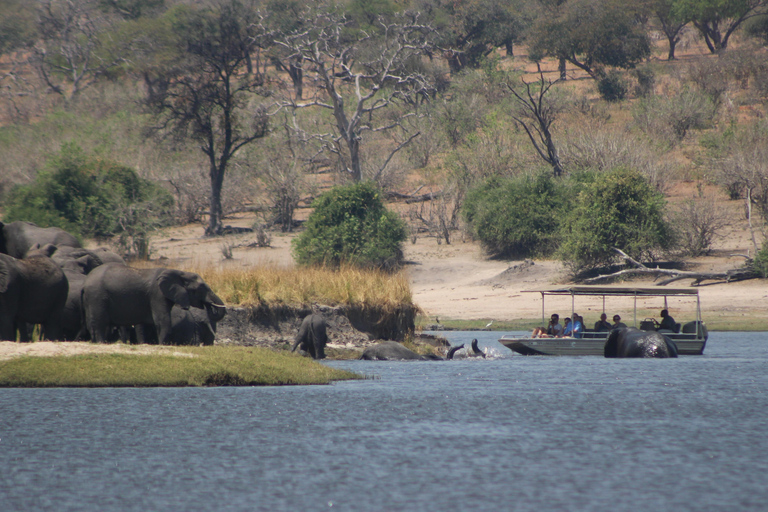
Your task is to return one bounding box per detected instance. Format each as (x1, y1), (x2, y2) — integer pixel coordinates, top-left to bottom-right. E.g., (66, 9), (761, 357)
(557, 168), (672, 270)
(292, 182), (407, 269)
(2, 144), (173, 240)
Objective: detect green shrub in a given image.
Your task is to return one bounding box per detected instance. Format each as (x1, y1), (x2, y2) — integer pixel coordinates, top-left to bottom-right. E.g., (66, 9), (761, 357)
(597, 71), (628, 102)
(557, 168), (672, 271)
(2, 144), (174, 246)
(462, 173), (569, 258)
(752, 240), (768, 278)
(292, 182), (407, 269)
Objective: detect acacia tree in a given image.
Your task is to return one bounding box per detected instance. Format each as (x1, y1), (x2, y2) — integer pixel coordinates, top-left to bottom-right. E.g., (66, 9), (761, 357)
(528, 0), (651, 79)
(146, 0), (270, 236)
(649, 0), (689, 60)
(673, 0), (768, 53)
(273, 8), (438, 182)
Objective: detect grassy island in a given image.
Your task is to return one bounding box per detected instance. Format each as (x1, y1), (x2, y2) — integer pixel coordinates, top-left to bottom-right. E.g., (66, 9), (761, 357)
(0, 346), (362, 387)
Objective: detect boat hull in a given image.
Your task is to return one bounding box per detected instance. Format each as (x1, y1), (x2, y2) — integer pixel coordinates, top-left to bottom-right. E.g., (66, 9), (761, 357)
(499, 334), (706, 356)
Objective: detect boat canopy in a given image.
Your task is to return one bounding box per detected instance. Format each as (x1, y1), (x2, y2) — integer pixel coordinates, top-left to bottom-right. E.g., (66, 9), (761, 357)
(523, 285), (702, 328)
(523, 285), (700, 297)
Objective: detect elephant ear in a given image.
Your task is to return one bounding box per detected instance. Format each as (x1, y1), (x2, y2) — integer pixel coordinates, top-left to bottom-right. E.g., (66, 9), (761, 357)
(157, 270), (191, 310)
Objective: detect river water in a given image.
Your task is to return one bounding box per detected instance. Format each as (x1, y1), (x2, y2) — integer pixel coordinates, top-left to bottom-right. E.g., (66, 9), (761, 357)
(1, 331), (767, 511)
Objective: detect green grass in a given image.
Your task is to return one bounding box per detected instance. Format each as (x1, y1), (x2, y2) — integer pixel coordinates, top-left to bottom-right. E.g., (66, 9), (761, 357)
(0, 346), (363, 387)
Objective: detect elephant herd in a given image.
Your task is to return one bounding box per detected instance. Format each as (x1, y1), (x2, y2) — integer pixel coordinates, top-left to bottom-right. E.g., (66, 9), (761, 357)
(0, 220), (226, 345)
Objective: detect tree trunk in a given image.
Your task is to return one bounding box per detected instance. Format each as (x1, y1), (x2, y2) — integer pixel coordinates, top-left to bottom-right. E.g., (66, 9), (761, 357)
(667, 37), (677, 60)
(559, 58), (566, 80)
(206, 165), (225, 236)
(348, 137), (362, 182)
(289, 63), (303, 99)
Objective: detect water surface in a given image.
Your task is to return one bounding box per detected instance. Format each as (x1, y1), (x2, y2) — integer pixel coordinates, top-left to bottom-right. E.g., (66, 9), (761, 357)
(1, 331), (767, 511)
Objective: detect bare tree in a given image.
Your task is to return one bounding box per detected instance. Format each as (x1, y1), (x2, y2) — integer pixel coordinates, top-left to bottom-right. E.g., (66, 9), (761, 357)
(273, 9), (438, 182)
(506, 65), (566, 177)
(146, 0), (271, 236)
(34, 0), (126, 99)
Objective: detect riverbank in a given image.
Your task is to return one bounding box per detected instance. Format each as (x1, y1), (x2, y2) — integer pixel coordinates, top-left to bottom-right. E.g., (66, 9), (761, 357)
(0, 344), (362, 387)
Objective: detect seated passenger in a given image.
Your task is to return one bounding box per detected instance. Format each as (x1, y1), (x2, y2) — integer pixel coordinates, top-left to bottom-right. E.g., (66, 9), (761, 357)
(571, 314), (584, 339)
(657, 309), (677, 332)
(560, 318), (572, 337)
(594, 313), (611, 331)
(532, 314), (563, 338)
(612, 315), (627, 329)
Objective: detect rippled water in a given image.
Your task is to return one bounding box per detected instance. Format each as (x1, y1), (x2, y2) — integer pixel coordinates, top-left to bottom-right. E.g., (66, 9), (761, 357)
(2, 331), (768, 511)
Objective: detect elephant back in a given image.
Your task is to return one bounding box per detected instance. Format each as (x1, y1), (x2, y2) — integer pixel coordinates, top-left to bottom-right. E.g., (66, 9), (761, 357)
(1, 221), (81, 259)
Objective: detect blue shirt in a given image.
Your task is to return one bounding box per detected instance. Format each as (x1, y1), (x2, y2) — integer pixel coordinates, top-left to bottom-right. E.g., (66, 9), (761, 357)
(564, 320), (584, 338)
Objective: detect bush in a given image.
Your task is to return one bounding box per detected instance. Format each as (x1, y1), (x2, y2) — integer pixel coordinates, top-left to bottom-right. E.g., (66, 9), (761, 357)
(752, 239), (768, 278)
(462, 173), (569, 258)
(2, 144), (174, 248)
(597, 71), (628, 102)
(633, 87), (715, 143)
(557, 168), (672, 271)
(291, 182), (407, 269)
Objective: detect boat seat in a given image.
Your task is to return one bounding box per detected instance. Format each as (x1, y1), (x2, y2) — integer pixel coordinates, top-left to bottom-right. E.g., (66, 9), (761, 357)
(639, 320), (655, 331)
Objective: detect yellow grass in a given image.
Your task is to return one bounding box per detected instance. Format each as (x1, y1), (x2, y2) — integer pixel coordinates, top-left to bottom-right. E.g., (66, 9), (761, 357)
(189, 265), (414, 309)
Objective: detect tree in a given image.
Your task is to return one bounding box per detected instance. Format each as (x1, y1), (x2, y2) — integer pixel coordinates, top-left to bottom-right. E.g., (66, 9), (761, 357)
(146, 1), (270, 236)
(505, 66), (566, 176)
(415, 0), (531, 71)
(274, 8), (438, 182)
(558, 168), (672, 271)
(673, 0), (768, 53)
(528, 0), (651, 79)
(462, 173), (567, 258)
(648, 0), (689, 60)
(292, 182), (408, 268)
(34, 0), (129, 98)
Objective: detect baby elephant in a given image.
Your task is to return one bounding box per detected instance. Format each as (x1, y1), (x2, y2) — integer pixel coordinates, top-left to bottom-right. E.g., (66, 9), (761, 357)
(292, 314), (327, 359)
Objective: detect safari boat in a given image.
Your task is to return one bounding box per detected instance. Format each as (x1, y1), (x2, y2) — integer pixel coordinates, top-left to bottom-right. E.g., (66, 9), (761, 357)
(498, 286), (708, 356)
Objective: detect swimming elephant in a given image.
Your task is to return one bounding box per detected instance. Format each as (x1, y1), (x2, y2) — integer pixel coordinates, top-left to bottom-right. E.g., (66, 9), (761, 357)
(292, 314), (328, 360)
(0, 221), (81, 259)
(360, 341), (444, 361)
(83, 263), (226, 344)
(604, 327), (678, 358)
(0, 251), (69, 341)
(446, 338), (486, 360)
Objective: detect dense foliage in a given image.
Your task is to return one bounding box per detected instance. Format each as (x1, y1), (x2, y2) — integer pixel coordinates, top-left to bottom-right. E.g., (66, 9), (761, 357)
(3, 144), (173, 247)
(462, 173), (567, 258)
(557, 168), (673, 270)
(292, 182), (408, 269)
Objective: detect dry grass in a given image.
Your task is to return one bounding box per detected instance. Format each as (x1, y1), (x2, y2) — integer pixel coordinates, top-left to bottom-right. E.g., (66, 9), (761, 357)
(186, 264), (414, 309)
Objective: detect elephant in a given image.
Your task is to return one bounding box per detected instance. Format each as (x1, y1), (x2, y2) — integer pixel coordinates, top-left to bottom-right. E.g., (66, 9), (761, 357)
(291, 314), (328, 359)
(446, 338), (486, 360)
(82, 263), (226, 345)
(34, 243), (125, 274)
(604, 327), (678, 358)
(135, 305), (226, 346)
(0, 251), (69, 341)
(360, 341), (444, 361)
(0, 221), (81, 259)
(61, 268), (88, 340)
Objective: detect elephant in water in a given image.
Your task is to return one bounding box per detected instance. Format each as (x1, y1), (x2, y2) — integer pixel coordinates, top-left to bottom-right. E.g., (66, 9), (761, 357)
(604, 327), (678, 358)
(292, 314), (328, 360)
(360, 341), (444, 361)
(446, 338), (486, 360)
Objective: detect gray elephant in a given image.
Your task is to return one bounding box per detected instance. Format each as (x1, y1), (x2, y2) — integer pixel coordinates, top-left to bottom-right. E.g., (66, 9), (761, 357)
(292, 314), (328, 359)
(604, 327), (678, 358)
(44, 244), (125, 273)
(0, 221), (81, 258)
(82, 263), (226, 344)
(360, 341), (444, 361)
(135, 305), (226, 346)
(0, 251), (68, 341)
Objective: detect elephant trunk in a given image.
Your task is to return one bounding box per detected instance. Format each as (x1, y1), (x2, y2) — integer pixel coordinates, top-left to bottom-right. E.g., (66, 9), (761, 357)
(205, 302), (227, 328)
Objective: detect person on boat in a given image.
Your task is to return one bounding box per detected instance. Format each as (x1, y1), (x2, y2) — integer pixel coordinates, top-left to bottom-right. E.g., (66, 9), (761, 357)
(612, 315), (627, 329)
(594, 313), (612, 331)
(656, 309), (677, 332)
(571, 314), (584, 338)
(560, 317), (572, 336)
(532, 314), (563, 338)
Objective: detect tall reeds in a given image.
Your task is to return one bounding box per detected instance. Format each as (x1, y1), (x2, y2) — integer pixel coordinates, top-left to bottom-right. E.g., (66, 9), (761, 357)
(189, 265), (414, 310)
